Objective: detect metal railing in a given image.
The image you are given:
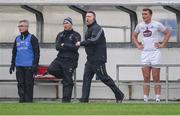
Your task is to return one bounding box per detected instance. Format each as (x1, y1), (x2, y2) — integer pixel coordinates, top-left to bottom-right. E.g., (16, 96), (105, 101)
(101, 25), (130, 42)
(2, 63), (180, 102)
(116, 64), (180, 103)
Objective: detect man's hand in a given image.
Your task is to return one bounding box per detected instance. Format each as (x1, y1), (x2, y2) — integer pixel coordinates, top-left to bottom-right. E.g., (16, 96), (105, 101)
(75, 41), (81, 47)
(154, 42), (164, 48)
(80, 41), (88, 46)
(9, 65), (15, 74)
(32, 65), (38, 75)
(132, 32), (143, 50)
(137, 44), (144, 50)
(61, 43), (64, 47)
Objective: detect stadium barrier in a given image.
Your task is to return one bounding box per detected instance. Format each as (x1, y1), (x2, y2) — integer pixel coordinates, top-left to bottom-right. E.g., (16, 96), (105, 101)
(1, 64), (180, 102)
(116, 64), (180, 103)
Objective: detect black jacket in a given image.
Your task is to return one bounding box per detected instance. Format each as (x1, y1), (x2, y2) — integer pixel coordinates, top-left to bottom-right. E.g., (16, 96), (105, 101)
(11, 31), (40, 68)
(55, 29), (81, 61)
(81, 21), (107, 63)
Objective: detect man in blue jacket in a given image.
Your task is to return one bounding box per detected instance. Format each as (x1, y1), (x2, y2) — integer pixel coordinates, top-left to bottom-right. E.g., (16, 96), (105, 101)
(10, 20), (40, 103)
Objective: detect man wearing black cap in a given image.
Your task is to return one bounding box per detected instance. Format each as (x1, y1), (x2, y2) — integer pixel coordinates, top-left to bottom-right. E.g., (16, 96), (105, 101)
(76, 11), (124, 103)
(48, 17), (81, 103)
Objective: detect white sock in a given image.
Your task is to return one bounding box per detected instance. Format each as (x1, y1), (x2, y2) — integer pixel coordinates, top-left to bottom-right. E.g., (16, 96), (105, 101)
(144, 95), (148, 102)
(156, 94), (160, 102)
(156, 94), (160, 99)
(144, 95), (148, 98)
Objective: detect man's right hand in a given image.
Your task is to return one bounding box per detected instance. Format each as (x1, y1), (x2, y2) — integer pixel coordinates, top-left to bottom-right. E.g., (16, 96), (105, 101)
(9, 65), (15, 74)
(75, 41), (81, 47)
(61, 43), (64, 47)
(137, 44), (144, 50)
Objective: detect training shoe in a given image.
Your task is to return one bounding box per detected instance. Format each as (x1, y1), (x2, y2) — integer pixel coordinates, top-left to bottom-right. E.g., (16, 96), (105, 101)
(144, 97), (148, 102)
(143, 95), (149, 102)
(156, 98), (160, 102)
(155, 95), (160, 102)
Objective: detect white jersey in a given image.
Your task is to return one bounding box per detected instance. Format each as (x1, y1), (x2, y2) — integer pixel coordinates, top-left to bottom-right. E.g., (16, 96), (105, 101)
(134, 20), (166, 51)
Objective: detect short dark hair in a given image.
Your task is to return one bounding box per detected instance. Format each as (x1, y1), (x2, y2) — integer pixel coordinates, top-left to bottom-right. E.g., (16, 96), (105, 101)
(142, 8), (153, 15)
(86, 11), (96, 17)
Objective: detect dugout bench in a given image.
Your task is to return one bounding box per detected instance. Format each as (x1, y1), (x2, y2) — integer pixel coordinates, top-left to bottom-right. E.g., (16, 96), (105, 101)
(0, 65), (62, 99)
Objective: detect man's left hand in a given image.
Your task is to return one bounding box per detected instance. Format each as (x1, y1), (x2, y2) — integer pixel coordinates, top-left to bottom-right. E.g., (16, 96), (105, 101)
(154, 43), (164, 48)
(32, 65), (38, 75)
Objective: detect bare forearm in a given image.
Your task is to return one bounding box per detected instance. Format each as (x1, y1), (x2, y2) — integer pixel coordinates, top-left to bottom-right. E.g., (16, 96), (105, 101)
(132, 33), (140, 47)
(132, 32), (144, 50)
(133, 38), (140, 47)
(162, 32), (170, 47)
(159, 29), (171, 48)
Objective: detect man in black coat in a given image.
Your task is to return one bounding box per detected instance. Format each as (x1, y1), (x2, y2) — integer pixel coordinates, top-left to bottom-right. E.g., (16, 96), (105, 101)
(48, 17), (81, 103)
(76, 11), (124, 103)
(9, 19), (40, 103)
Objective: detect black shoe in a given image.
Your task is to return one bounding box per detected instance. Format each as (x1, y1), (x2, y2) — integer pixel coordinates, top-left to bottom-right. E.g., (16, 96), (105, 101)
(19, 99), (25, 103)
(19, 101), (25, 103)
(79, 98), (89, 103)
(62, 101), (71, 103)
(62, 98), (71, 103)
(116, 94), (124, 103)
(24, 100), (33, 103)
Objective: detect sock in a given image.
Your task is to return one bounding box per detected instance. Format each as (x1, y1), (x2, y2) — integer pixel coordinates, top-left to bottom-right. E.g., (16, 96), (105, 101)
(144, 95), (148, 99)
(144, 95), (148, 102)
(156, 94), (160, 99)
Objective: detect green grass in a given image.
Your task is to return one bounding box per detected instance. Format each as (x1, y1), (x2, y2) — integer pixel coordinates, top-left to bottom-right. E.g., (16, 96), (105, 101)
(0, 103), (180, 115)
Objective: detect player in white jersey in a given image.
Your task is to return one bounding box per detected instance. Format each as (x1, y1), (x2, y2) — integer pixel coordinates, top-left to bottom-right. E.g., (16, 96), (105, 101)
(132, 8), (171, 102)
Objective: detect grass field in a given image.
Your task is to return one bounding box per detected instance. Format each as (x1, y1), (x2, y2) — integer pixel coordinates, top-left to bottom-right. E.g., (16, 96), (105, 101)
(0, 103), (180, 115)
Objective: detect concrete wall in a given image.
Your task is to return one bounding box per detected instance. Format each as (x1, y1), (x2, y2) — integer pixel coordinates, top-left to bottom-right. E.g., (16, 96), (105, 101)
(1, 48), (180, 100)
(2, 48), (180, 80)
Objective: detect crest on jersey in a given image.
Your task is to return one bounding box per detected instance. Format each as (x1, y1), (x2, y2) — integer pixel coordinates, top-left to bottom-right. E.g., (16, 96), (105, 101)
(143, 27), (152, 37)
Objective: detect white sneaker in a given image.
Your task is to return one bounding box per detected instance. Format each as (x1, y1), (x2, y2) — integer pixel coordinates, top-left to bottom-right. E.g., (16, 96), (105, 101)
(144, 95), (148, 102)
(156, 98), (160, 102)
(156, 95), (160, 102)
(144, 97), (148, 102)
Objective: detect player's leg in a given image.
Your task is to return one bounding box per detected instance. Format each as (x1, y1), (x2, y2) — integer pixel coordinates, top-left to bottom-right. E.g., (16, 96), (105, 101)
(141, 51), (151, 102)
(151, 50), (161, 102)
(142, 66), (151, 102)
(152, 68), (161, 102)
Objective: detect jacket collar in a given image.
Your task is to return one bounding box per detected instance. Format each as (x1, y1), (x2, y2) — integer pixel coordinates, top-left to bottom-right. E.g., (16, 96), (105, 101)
(87, 20), (97, 28)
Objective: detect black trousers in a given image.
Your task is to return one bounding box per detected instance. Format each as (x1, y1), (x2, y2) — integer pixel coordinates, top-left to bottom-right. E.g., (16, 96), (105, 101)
(80, 61), (124, 102)
(16, 67), (34, 103)
(48, 58), (74, 102)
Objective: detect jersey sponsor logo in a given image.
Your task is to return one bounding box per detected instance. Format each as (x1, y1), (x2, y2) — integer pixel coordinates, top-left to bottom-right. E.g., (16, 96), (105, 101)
(17, 41), (30, 50)
(143, 27), (152, 37)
